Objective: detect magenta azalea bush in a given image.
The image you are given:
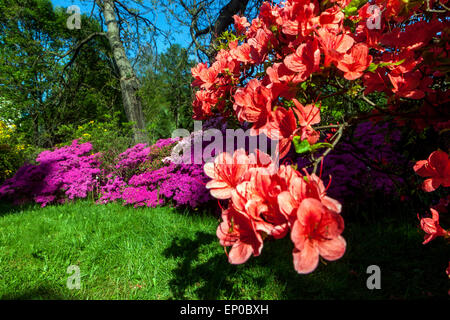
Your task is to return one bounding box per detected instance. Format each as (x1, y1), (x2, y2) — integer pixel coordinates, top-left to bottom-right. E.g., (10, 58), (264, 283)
(0, 137), (212, 209)
(0, 140), (101, 207)
(99, 136), (211, 208)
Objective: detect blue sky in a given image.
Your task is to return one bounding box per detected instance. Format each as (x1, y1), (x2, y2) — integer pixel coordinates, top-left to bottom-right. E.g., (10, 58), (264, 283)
(50, 0), (192, 53)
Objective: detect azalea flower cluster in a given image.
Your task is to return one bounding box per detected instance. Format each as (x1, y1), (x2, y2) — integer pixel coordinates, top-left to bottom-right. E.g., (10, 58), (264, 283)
(414, 150), (450, 277)
(99, 162), (211, 208)
(415, 150), (450, 243)
(97, 137), (211, 208)
(192, 0), (448, 158)
(204, 149), (345, 274)
(192, 0), (448, 274)
(93, 136), (211, 208)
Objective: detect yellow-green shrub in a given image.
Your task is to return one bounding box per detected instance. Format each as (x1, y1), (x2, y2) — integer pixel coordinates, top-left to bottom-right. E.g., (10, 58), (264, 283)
(0, 121), (30, 182)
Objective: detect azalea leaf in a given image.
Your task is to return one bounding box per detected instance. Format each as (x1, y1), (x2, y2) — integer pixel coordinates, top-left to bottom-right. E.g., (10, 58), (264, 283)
(378, 59), (406, 68)
(310, 142), (333, 153)
(300, 82), (308, 90)
(343, 6), (358, 16)
(292, 138), (333, 155)
(368, 59), (406, 73)
(292, 137), (311, 154)
(367, 63), (379, 73)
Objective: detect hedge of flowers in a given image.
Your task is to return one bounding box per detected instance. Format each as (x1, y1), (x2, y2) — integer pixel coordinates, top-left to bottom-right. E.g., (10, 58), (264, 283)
(99, 137), (211, 208)
(0, 140), (102, 206)
(0, 138), (212, 209)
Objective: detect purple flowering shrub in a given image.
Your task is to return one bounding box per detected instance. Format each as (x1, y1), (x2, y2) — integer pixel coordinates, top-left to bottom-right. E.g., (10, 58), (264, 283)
(102, 162), (210, 208)
(0, 140), (101, 207)
(0, 116), (410, 215)
(98, 137), (212, 208)
(0, 137), (212, 209)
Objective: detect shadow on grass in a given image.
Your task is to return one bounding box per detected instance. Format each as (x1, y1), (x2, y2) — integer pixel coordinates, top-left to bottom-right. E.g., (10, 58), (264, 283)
(163, 231), (244, 299)
(0, 285), (73, 300)
(164, 219), (450, 300)
(0, 201), (37, 217)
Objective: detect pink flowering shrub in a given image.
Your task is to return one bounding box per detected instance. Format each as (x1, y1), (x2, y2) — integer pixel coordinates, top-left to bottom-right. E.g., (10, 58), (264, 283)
(98, 138), (212, 208)
(0, 137), (212, 209)
(0, 140), (101, 207)
(103, 163), (211, 208)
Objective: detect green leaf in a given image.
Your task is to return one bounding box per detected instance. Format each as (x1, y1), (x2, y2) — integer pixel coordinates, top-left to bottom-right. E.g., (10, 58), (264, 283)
(368, 59), (406, 73)
(293, 137), (311, 154)
(367, 63), (379, 73)
(344, 6), (358, 15)
(310, 142), (333, 153)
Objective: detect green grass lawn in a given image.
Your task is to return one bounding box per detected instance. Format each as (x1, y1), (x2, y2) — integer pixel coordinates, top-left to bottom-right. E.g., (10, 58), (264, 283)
(0, 201), (448, 300)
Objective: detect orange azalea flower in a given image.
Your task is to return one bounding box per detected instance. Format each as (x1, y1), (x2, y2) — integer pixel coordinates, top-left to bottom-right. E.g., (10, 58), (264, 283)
(315, 27), (354, 67)
(266, 107), (298, 159)
(291, 198), (346, 274)
(216, 207), (263, 265)
(413, 150), (450, 192)
(204, 150), (251, 199)
(418, 208), (449, 245)
(337, 43), (372, 80)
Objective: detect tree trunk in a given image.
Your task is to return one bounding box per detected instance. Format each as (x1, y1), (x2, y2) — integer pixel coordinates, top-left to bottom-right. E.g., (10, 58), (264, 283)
(98, 0), (147, 143)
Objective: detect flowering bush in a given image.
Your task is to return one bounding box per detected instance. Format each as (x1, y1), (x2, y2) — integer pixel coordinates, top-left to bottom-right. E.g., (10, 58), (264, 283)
(191, 0), (449, 274)
(98, 137), (212, 208)
(0, 140), (101, 207)
(300, 120), (407, 203)
(0, 137), (213, 210)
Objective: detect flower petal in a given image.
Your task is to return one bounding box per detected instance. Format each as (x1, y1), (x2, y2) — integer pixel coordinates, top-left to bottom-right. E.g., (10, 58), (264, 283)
(209, 187), (233, 199)
(292, 242), (319, 274)
(228, 242), (253, 264)
(318, 236), (346, 261)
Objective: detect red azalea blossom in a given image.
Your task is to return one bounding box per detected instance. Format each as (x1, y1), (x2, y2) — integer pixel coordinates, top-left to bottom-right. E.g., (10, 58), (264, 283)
(204, 149), (251, 199)
(291, 198), (346, 274)
(284, 39), (320, 81)
(316, 28), (354, 67)
(217, 206), (263, 264)
(292, 99), (321, 144)
(233, 79), (273, 134)
(413, 150), (450, 192)
(266, 107), (298, 159)
(233, 15), (250, 35)
(418, 208), (449, 245)
(337, 43), (373, 80)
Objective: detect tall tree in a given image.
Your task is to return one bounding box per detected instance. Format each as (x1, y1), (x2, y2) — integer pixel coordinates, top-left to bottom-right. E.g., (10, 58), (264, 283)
(139, 44), (194, 142)
(0, 0), (123, 146)
(58, 0), (169, 143)
(94, 0), (147, 143)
